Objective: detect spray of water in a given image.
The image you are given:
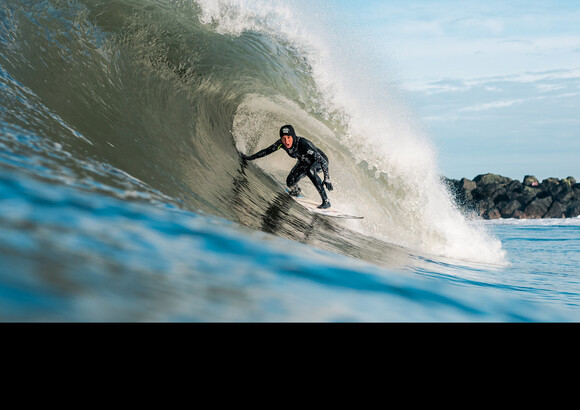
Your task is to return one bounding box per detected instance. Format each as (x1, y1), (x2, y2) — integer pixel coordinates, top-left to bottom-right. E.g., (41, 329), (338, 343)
(193, 0), (506, 264)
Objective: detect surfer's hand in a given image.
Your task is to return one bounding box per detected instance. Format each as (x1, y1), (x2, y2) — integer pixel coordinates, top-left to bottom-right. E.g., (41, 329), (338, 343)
(324, 178), (333, 191)
(240, 153), (250, 161)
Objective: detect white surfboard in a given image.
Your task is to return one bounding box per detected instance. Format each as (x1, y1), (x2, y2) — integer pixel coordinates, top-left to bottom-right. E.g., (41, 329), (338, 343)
(285, 189), (363, 219)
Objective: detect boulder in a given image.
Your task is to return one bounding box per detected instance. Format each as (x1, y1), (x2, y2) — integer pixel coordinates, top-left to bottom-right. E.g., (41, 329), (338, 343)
(520, 186), (541, 204)
(523, 196), (553, 218)
(523, 175), (539, 187)
(498, 199), (523, 218)
(472, 183), (505, 203)
(573, 184), (580, 199)
(551, 183), (574, 203)
(540, 177), (560, 191)
(544, 201), (567, 219)
(485, 208), (501, 219)
(506, 179), (523, 194)
(493, 188), (510, 205)
(566, 200), (580, 218)
(459, 177), (476, 192)
(473, 173), (512, 186)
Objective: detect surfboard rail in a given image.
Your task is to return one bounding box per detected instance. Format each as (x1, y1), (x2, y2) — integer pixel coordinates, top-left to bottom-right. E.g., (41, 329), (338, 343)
(284, 188), (363, 219)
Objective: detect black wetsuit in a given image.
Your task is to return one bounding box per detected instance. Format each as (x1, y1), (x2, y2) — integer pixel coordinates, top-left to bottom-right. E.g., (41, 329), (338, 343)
(243, 125), (332, 206)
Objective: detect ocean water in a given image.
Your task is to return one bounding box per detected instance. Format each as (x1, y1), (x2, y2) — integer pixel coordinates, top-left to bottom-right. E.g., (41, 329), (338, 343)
(1, 0), (579, 322)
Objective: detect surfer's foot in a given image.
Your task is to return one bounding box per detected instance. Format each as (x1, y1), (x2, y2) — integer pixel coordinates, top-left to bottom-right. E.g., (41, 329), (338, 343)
(288, 186), (302, 197)
(317, 200), (331, 209)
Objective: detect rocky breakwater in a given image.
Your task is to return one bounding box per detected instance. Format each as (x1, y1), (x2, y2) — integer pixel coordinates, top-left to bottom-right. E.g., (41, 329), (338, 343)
(444, 174), (580, 219)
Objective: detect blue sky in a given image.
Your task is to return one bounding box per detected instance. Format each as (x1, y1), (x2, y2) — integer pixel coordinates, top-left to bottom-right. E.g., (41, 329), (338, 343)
(332, 0), (580, 180)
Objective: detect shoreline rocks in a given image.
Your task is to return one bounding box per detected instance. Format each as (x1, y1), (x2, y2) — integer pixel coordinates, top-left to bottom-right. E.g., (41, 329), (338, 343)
(444, 173), (580, 219)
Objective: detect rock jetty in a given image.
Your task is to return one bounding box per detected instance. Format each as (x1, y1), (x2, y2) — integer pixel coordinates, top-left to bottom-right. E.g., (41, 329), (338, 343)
(444, 174), (580, 219)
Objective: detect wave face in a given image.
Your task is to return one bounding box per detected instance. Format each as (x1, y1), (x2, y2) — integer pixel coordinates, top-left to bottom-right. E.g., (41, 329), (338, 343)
(1, 0), (506, 268)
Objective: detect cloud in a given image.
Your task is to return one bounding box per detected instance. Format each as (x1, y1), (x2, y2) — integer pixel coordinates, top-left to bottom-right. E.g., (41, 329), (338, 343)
(404, 67), (580, 150)
(459, 99), (525, 112)
(406, 67), (580, 94)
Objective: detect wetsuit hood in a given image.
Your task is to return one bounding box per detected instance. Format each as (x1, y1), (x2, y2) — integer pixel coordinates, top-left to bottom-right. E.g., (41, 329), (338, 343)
(280, 125), (296, 139)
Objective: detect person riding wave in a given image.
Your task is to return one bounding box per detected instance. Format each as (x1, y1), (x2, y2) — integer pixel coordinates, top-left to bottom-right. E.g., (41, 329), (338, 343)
(241, 125), (333, 209)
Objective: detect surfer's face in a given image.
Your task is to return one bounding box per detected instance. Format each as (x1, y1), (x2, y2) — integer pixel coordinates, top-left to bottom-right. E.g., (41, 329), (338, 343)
(281, 134), (293, 149)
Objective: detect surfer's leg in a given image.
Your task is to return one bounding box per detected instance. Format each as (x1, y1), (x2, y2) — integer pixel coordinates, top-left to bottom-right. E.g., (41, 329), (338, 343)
(286, 162), (308, 196)
(307, 163), (330, 208)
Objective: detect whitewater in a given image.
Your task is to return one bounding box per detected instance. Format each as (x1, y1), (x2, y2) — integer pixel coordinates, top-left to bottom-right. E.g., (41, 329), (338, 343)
(1, 0), (578, 321)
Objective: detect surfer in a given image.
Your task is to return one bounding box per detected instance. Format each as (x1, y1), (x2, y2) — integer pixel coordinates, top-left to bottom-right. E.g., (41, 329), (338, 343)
(241, 125), (334, 209)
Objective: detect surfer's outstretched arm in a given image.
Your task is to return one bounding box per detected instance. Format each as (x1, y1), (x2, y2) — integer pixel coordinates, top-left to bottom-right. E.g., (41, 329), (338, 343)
(241, 141), (282, 161)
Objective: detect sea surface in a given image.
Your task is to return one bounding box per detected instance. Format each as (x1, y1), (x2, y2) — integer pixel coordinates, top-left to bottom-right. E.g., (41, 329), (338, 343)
(1, 0), (579, 322)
